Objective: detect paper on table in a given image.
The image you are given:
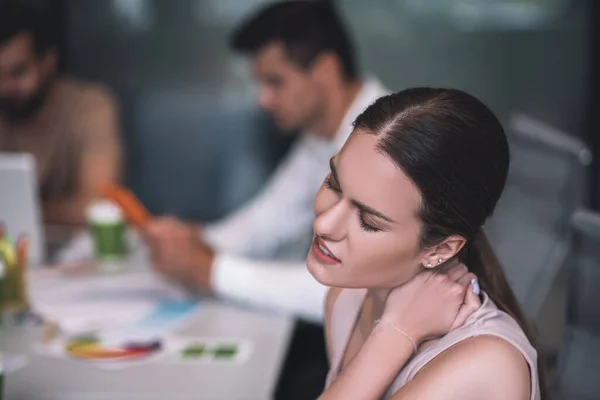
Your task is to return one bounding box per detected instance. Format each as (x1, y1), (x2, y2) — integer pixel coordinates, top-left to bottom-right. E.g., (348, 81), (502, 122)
(38, 334), (251, 371)
(37, 339), (167, 371)
(103, 300), (200, 344)
(31, 271), (202, 370)
(36, 302), (201, 371)
(29, 271), (193, 334)
(1, 353), (29, 374)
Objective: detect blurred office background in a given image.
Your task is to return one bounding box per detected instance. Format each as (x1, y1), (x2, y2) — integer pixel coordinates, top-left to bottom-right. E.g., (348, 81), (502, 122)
(42, 0), (588, 220)
(24, 0), (600, 397)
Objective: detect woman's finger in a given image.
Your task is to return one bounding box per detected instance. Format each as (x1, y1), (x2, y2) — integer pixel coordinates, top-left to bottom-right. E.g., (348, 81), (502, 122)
(449, 278), (481, 331)
(457, 272), (477, 288)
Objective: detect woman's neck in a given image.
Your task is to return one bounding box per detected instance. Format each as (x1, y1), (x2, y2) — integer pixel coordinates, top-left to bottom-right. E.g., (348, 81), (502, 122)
(367, 287), (392, 323)
(367, 259), (462, 324)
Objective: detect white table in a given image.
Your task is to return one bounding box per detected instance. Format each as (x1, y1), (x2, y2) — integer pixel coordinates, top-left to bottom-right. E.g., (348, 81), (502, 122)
(1, 245), (294, 400)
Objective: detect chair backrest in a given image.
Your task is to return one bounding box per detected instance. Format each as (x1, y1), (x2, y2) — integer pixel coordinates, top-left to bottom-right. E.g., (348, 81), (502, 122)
(566, 209), (600, 333)
(484, 113), (591, 316)
(553, 208), (600, 400)
(124, 86), (294, 222)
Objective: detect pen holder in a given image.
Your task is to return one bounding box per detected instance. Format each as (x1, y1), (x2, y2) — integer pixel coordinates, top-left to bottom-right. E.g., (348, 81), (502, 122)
(0, 235), (30, 314)
(0, 358), (4, 400)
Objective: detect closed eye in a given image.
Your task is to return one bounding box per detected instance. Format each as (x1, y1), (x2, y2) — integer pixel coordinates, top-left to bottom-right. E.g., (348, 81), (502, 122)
(324, 174), (381, 233)
(358, 214), (380, 232)
(325, 174), (341, 194)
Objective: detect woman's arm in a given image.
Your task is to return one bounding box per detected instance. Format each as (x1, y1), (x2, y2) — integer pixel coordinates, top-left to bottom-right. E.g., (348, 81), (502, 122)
(319, 322), (416, 400)
(320, 266), (482, 400)
(390, 335), (531, 400)
(319, 265), (481, 400)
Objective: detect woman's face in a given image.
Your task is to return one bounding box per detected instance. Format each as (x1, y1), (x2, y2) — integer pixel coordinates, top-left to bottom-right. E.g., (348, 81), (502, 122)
(307, 131), (427, 289)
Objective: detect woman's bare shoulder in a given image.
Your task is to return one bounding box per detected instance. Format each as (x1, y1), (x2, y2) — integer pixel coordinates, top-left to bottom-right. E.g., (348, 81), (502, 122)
(392, 335), (532, 400)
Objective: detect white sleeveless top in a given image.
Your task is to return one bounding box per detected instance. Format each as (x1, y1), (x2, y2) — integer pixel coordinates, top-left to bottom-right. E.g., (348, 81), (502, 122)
(325, 289), (541, 399)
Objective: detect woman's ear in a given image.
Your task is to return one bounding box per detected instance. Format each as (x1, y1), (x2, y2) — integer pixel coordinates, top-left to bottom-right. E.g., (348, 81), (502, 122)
(421, 235), (467, 269)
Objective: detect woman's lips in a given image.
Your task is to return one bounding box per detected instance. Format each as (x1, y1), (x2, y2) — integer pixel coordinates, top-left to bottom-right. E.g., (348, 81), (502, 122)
(311, 237), (341, 265)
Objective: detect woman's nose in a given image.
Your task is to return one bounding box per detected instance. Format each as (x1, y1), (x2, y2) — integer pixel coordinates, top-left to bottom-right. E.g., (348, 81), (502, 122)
(314, 200), (348, 242)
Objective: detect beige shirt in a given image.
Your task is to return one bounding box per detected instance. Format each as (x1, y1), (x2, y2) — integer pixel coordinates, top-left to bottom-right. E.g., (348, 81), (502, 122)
(326, 289), (541, 399)
(0, 78), (121, 207)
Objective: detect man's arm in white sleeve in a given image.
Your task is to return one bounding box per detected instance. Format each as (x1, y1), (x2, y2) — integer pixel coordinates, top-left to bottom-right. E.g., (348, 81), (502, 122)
(211, 252), (328, 324)
(203, 136), (326, 258)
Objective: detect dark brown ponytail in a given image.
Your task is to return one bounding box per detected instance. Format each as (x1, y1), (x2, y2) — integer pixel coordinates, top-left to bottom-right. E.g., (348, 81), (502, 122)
(466, 230), (548, 399)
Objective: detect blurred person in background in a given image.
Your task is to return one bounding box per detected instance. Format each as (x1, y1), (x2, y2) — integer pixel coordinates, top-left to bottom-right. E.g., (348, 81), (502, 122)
(144, 1), (389, 397)
(0, 2), (122, 226)
(145, 0), (389, 323)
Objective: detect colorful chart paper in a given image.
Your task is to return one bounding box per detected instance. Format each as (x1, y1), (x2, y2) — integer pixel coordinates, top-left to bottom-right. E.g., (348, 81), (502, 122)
(65, 336), (161, 361)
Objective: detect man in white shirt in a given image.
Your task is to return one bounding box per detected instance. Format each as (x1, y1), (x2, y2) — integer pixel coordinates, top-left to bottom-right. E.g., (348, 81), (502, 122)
(144, 1), (389, 324)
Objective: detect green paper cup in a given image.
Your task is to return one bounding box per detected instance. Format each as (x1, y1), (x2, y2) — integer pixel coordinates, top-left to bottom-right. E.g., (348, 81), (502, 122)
(87, 201), (126, 262)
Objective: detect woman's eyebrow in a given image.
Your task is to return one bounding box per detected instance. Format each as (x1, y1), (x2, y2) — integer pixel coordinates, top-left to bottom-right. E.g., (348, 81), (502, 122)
(329, 157), (395, 224)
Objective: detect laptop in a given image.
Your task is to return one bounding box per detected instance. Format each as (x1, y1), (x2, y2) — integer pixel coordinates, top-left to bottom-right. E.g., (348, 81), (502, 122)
(0, 152), (45, 265)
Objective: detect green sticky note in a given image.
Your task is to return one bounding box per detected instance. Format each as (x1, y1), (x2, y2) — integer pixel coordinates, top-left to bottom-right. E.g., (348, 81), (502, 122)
(213, 344), (238, 359)
(182, 344), (207, 358)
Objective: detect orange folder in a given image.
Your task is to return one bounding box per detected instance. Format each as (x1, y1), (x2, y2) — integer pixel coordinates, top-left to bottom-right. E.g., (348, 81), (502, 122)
(101, 184), (151, 228)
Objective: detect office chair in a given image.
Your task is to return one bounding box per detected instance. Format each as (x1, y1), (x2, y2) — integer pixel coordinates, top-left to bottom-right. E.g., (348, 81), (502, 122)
(554, 208), (600, 400)
(485, 113), (591, 317)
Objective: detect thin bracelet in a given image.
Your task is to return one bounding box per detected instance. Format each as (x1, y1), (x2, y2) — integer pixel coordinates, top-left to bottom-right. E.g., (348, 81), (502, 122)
(374, 319), (418, 354)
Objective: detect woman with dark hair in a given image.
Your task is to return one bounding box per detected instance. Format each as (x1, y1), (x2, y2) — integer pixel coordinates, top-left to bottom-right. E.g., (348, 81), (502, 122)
(308, 88), (544, 399)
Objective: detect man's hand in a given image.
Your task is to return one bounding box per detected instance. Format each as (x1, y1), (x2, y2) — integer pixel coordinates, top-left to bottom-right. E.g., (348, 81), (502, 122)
(144, 217), (215, 292)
